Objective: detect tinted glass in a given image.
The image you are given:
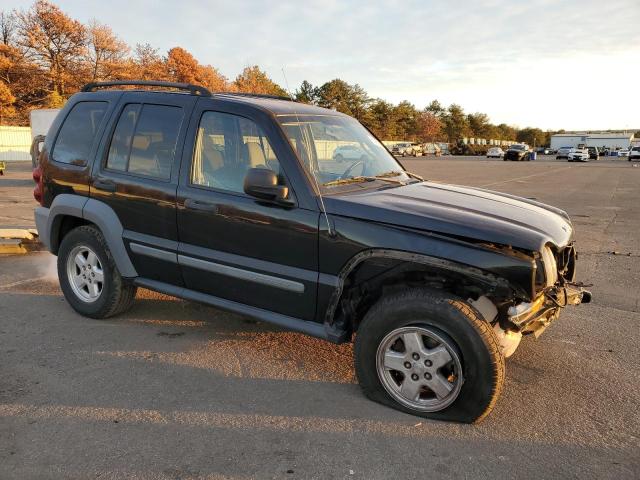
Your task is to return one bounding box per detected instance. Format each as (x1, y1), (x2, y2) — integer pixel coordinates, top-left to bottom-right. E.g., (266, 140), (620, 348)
(106, 104), (140, 172)
(106, 104), (183, 180)
(191, 111), (281, 194)
(52, 101), (108, 166)
(128, 105), (183, 179)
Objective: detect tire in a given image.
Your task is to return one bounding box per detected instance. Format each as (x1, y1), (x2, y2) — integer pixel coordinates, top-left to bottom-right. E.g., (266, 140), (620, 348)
(354, 288), (504, 423)
(57, 225), (137, 319)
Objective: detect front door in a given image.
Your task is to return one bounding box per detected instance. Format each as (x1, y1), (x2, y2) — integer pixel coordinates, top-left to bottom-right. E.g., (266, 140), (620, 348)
(176, 104), (319, 320)
(91, 92), (196, 285)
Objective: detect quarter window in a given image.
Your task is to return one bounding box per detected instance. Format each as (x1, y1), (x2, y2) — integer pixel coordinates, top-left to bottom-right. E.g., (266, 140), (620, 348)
(52, 101), (108, 166)
(191, 111), (281, 194)
(106, 104), (184, 180)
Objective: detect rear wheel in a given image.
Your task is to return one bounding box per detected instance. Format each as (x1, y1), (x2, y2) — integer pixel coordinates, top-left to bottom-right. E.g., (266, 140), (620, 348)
(354, 289), (504, 423)
(58, 225), (137, 319)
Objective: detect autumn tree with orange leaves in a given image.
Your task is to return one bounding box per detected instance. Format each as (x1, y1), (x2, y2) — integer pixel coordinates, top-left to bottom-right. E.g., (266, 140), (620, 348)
(0, 0), (532, 145)
(166, 47), (228, 92)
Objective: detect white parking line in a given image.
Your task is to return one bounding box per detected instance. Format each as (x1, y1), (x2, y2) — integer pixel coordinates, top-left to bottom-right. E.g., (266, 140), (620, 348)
(480, 166), (573, 188)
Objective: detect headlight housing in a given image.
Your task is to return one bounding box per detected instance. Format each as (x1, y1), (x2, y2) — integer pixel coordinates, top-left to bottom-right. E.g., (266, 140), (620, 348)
(540, 245), (558, 287)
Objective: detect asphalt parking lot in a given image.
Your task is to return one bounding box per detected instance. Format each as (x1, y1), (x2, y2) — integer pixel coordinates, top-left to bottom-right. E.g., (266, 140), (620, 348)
(1, 157), (639, 479)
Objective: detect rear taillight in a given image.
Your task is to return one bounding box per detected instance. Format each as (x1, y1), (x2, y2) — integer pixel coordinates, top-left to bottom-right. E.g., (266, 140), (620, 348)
(32, 166), (44, 206)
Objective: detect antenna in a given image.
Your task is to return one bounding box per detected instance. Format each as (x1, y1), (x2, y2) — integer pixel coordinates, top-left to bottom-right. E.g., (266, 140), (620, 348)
(281, 68), (334, 237)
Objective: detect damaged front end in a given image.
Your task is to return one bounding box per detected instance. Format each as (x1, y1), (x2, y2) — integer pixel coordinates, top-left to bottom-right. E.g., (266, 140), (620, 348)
(475, 242), (592, 358)
(507, 281), (591, 337)
(509, 241), (592, 337)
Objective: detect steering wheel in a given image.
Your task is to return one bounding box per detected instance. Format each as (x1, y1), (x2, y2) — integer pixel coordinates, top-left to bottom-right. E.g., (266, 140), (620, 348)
(338, 159), (364, 180)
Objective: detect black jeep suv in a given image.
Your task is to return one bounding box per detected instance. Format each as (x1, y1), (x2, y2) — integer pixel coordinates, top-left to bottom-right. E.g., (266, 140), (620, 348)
(33, 81), (590, 423)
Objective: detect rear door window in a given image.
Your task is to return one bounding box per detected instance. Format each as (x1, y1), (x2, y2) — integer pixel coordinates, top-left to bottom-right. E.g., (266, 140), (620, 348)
(106, 104), (184, 180)
(52, 101), (108, 166)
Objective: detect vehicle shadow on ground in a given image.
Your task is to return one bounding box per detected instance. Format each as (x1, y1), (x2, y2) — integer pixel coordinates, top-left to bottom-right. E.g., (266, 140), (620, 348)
(1, 285), (637, 455)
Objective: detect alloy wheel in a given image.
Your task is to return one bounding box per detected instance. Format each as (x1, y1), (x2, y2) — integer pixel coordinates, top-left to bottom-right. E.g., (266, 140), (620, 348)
(376, 326), (463, 412)
(66, 245), (105, 303)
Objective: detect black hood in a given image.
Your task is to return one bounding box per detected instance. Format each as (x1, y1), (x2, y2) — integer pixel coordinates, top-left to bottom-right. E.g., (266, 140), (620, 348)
(325, 181), (573, 252)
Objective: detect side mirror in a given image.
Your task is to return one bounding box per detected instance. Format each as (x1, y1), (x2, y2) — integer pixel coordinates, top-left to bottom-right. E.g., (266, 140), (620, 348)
(243, 168), (290, 204)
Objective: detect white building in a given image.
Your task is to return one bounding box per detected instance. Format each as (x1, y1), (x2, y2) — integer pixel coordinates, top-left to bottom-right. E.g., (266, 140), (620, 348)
(585, 133), (634, 150)
(550, 133), (634, 150)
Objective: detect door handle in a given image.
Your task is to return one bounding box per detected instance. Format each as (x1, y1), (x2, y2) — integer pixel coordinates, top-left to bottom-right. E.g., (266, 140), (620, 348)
(184, 198), (218, 212)
(93, 178), (116, 192)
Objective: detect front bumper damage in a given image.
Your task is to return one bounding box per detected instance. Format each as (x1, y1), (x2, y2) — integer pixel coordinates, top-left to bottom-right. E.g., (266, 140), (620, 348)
(507, 283), (592, 337)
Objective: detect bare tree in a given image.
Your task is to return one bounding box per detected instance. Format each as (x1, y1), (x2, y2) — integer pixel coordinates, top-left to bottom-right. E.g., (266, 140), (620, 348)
(0, 10), (17, 45)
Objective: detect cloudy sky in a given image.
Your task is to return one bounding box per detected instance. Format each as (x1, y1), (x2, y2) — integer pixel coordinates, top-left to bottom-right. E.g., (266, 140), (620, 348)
(14, 0), (640, 130)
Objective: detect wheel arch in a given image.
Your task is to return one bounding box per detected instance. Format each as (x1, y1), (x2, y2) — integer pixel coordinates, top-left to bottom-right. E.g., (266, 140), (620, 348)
(46, 194), (137, 278)
(325, 249), (516, 336)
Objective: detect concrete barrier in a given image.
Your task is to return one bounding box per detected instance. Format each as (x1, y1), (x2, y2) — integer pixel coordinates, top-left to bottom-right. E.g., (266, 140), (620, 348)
(0, 228), (42, 254)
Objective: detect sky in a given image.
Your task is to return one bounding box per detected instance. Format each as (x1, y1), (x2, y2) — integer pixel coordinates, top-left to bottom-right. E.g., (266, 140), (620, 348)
(11, 0), (640, 131)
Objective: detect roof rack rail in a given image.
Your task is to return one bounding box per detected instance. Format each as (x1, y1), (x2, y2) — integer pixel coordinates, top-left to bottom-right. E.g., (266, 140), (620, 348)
(81, 80), (212, 97)
(212, 92), (294, 101)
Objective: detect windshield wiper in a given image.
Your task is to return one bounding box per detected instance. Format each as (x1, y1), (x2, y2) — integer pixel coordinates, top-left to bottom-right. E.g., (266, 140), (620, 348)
(404, 171), (424, 181)
(375, 170), (425, 182)
(322, 175), (405, 187)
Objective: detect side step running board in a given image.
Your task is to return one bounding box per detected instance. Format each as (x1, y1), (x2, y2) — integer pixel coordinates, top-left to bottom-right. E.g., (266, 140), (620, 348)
(133, 278), (348, 343)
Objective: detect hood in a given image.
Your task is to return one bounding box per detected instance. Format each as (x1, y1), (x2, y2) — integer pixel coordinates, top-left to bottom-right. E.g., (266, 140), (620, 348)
(325, 181), (573, 252)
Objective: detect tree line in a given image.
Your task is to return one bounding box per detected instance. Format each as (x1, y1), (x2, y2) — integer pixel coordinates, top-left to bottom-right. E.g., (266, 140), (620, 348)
(1, 0), (552, 146)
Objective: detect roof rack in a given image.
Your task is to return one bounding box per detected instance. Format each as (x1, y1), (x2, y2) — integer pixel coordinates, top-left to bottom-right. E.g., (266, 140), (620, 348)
(81, 80), (212, 97)
(212, 92), (294, 102)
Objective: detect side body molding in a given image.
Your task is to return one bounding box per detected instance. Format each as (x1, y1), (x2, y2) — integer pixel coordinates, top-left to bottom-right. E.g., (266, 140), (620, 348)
(42, 194), (138, 278)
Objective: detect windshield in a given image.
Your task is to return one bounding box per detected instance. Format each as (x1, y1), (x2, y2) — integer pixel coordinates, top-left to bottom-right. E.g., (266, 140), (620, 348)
(277, 114), (411, 191)
(510, 144), (525, 150)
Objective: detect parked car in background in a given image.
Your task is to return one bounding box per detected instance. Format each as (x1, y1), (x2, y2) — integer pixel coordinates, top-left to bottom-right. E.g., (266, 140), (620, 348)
(586, 147), (599, 160)
(391, 142), (410, 156)
(392, 142), (422, 157)
(556, 147), (575, 159)
(421, 142), (442, 156)
(333, 144), (367, 163)
(568, 148), (590, 162)
(536, 147), (553, 155)
(486, 147), (504, 158)
(504, 144), (531, 161)
(629, 146), (640, 161)
(618, 149), (630, 158)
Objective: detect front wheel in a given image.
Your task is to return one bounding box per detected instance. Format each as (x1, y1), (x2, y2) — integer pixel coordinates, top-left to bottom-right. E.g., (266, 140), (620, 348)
(354, 289), (504, 423)
(58, 225), (137, 319)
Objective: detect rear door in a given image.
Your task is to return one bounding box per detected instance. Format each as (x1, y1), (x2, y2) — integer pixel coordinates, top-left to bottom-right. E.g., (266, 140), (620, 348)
(91, 92), (196, 285)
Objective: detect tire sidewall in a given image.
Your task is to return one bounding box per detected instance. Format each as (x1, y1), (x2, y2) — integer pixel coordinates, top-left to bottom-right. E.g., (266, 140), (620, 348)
(355, 292), (503, 423)
(57, 227), (116, 317)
